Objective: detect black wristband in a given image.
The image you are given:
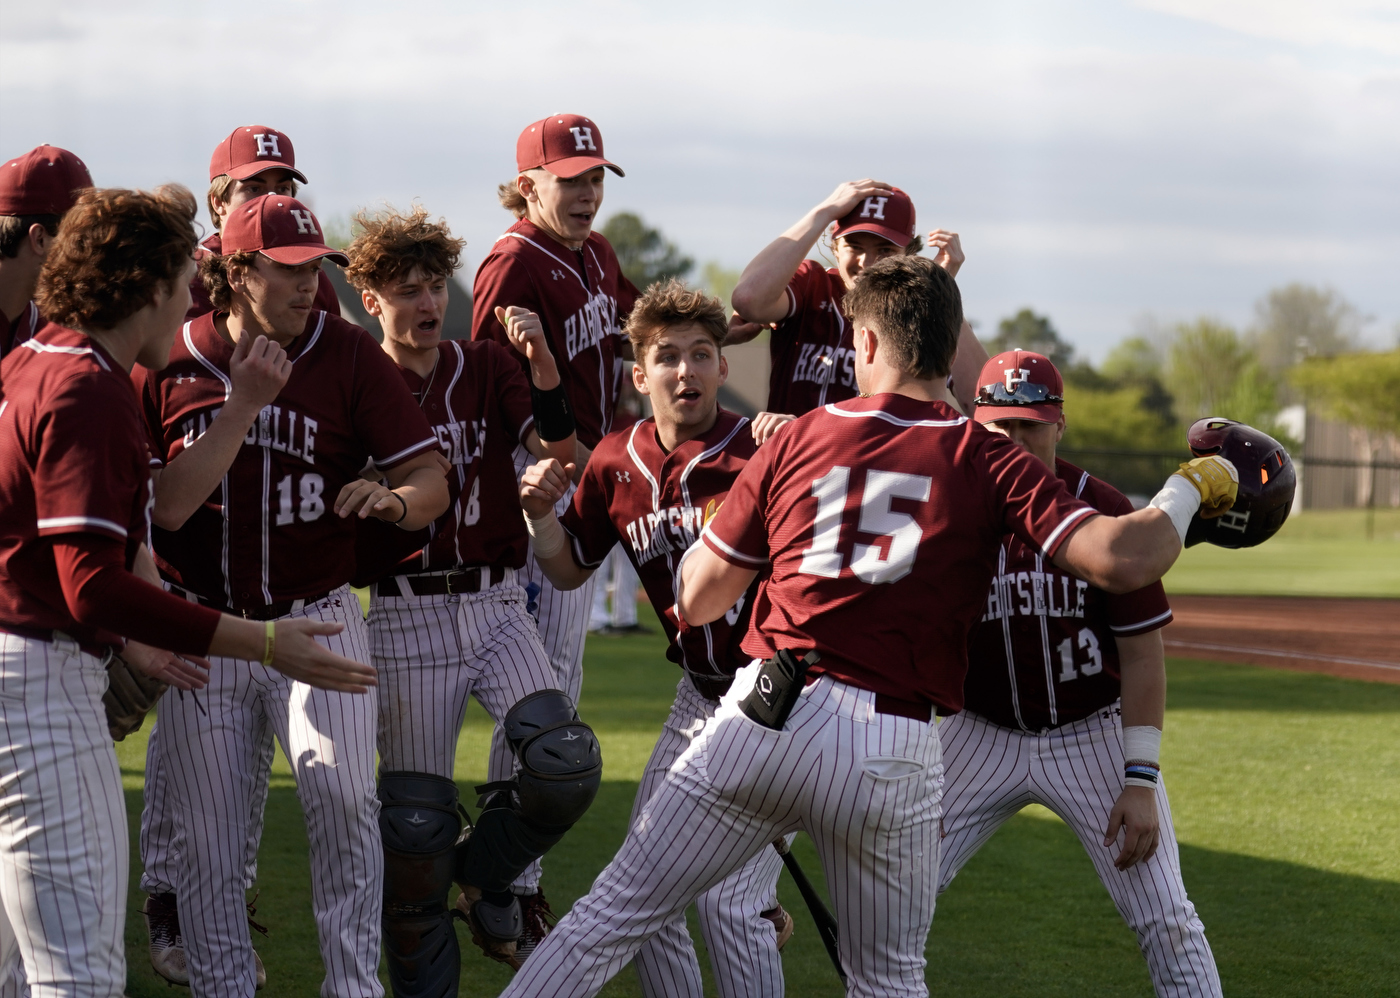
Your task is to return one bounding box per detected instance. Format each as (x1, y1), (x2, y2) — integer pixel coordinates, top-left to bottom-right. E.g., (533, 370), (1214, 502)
(531, 382), (576, 442)
(391, 491), (409, 525)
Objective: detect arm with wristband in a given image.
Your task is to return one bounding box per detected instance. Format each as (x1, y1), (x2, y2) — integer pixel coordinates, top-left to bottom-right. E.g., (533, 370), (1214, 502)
(1105, 627), (1167, 870)
(496, 305), (579, 472)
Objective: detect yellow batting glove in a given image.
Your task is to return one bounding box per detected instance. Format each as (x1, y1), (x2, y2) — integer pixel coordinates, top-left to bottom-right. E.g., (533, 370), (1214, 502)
(1174, 456), (1239, 519)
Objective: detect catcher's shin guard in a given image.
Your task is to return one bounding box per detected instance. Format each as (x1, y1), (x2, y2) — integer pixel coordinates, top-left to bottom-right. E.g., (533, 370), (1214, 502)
(378, 771), (465, 998)
(457, 690), (602, 892)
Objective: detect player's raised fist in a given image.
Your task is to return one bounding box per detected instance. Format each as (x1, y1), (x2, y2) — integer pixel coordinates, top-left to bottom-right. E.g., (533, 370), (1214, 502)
(925, 228), (965, 278)
(1174, 455), (1239, 518)
(271, 618), (378, 693)
(817, 178), (895, 222)
(229, 332), (292, 412)
(519, 457), (574, 517)
(496, 306), (547, 359)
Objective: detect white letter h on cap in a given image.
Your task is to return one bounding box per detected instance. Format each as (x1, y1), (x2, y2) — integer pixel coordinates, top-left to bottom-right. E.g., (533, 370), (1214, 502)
(569, 126), (596, 152)
(289, 209), (317, 235)
(254, 133), (282, 158)
(860, 196), (888, 220)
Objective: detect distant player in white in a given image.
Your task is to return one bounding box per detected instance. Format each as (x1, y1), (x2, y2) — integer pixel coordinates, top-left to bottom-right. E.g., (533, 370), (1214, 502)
(498, 257), (1239, 998)
(935, 349), (1222, 997)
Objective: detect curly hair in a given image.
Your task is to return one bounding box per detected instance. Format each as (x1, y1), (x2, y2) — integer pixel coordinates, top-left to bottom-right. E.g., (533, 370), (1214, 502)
(624, 278), (728, 359)
(35, 185), (198, 330)
(198, 250), (260, 311)
(343, 205), (465, 292)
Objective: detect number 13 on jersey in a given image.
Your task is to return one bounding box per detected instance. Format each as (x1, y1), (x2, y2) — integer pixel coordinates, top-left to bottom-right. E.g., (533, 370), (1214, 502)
(799, 465), (932, 584)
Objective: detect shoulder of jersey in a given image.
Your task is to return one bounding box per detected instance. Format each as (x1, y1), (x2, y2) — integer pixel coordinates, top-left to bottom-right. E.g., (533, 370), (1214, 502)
(593, 419), (647, 461)
(1055, 457), (1132, 516)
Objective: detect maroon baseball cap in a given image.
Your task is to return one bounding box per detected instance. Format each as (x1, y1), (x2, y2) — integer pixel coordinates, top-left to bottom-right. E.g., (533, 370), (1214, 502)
(974, 350), (1065, 425)
(0, 145), (93, 216)
(221, 195), (348, 266)
(208, 126), (308, 184)
(516, 114), (624, 178)
(832, 187), (916, 247)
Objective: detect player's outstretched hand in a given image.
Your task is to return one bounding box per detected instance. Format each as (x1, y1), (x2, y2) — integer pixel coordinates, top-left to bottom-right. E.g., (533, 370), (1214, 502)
(926, 229), (965, 278)
(123, 639), (211, 692)
(334, 479), (405, 522)
(228, 332), (292, 412)
(816, 179), (895, 222)
(271, 618), (377, 693)
(751, 411), (796, 445)
(1174, 456), (1239, 519)
(724, 313), (772, 346)
(1104, 786), (1161, 870)
(520, 457), (574, 517)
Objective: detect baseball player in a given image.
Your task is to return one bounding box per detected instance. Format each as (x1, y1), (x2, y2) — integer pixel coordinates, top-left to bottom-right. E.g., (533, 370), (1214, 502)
(0, 184), (374, 998)
(517, 279), (796, 998)
(0, 145), (92, 357)
(135, 194), (448, 997)
(936, 349), (1222, 996)
(500, 255), (1240, 998)
(343, 206), (601, 987)
(471, 112), (639, 926)
(139, 124), (340, 981)
(727, 180), (988, 414)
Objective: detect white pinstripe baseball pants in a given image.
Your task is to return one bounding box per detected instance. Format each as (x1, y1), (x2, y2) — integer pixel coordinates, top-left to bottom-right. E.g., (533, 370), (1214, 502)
(630, 673), (786, 998)
(369, 573), (557, 777)
(937, 706), (1222, 998)
(0, 633), (126, 998)
(490, 462), (598, 893)
(156, 588), (383, 998)
(501, 664), (944, 998)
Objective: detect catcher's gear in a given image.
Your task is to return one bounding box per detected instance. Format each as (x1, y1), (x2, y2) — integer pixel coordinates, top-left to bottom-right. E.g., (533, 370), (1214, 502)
(378, 771), (466, 998)
(1172, 456), (1239, 518)
(1185, 418), (1296, 549)
(104, 653), (167, 741)
(456, 690), (601, 894)
(455, 887), (523, 970)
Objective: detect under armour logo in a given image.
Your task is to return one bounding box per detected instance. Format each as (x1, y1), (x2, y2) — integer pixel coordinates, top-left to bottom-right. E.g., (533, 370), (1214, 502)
(561, 731), (579, 741)
(1217, 509), (1251, 533)
(616, 471), (630, 483)
(1004, 367), (1030, 392)
(253, 133), (283, 158)
(859, 196), (888, 220)
(550, 269), (567, 281)
(289, 209), (318, 235)
(569, 126), (596, 152)
(175, 374), (197, 385)
(406, 812), (427, 826)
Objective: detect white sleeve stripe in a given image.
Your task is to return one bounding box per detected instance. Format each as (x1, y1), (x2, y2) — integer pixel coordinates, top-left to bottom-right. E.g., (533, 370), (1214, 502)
(700, 522), (768, 566)
(1110, 609), (1173, 633)
(374, 436), (439, 467)
(37, 516), (129, 537)
(1039, 505), (1096, 555)
(784, 285), (797, 320)
(518, 414), (536, 445)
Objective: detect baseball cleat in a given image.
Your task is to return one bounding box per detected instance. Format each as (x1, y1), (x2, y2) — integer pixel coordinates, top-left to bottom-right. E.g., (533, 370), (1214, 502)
(761, 904), (795, 951)
(143, 892), (188, 986)
(456, 887), (523, 971)
(515, 889), (558, 963)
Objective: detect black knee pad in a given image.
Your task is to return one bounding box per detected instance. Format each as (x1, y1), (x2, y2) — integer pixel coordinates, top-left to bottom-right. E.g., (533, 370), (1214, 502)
(456, 691), (602, 892)
(378, 771), (464, 998)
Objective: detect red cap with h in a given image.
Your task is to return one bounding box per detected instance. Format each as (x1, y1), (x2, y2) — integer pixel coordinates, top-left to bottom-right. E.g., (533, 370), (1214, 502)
(832, 187), (916, 248)
(973, 350), (1065, 425)
(0, 145), (93, 216)
(209, 126), (308, 184)
(220, 195), (348, 267)
(516, 114), (624, 178)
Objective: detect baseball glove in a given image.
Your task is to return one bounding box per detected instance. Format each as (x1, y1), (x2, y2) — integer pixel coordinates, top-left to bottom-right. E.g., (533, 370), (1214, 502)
(104, 653), (167, 741)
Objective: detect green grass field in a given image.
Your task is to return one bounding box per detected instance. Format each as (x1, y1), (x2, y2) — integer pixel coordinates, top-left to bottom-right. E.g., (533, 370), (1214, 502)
(115, 623), (1400, 996)
(1164, 507), (1400, 597)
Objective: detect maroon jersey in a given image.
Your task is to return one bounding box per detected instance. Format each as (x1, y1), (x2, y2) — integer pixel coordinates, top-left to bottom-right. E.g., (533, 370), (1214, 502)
(187, 232), (341, 321)
(139, 310), (437, 608)
(0, 327), (150, 642)
(0, 301), (45, 360)
(964, 459), (1173, 731)
(701, 394), (1097, 712)
(471, 218), (639, 448)
(355, 339), (536, 582)
(561, 410), (758, 686)
(765, 260), (857, 416)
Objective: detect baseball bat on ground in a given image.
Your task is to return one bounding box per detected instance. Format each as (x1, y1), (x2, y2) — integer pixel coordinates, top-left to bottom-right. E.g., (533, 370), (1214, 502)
(772, 837), (846, 984)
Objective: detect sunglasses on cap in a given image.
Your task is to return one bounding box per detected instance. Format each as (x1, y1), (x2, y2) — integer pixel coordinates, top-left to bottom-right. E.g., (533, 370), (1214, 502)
(976, 382), (1064, 406)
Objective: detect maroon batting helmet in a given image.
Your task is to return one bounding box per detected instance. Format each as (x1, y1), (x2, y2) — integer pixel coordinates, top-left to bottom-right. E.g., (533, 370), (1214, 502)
(1183, 418), (1295, 549)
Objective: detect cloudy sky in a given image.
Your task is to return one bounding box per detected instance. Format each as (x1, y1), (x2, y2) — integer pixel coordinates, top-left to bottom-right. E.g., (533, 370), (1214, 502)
(3, 0), (1397, 360)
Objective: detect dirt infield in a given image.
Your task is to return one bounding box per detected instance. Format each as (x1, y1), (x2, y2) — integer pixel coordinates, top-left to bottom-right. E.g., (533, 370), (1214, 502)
(1163, 595), (1400, 685)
